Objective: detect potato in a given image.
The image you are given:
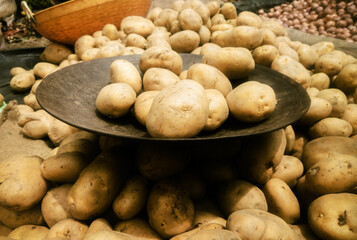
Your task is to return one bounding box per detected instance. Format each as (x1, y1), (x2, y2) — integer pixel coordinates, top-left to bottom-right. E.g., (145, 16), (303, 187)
(57, 138), (99, 159)
(10, 71), (36, 92)
(271, 55), (311, 89)
(146, 80), (209, 138)
(171, 223), (225, 240)
(310, 72), (330, 90)
(334, 64), (357, 94)
(121, 16), (155, 38)
(311, 41), (335, 57)
(139, 46), (183, 75)
(198, 25), (210, 45)
(74, 35), (96, 59)
(289, 224), (321, 240)
(136, 142), (191, 181)
(301, 136), (357, 170)
(236, 11), (263, 28)
(217, 179), (267, 217)
(181, 0), (210, 24)
(211, 13), (226, 26)
(341, 104), (357, 134)
(0, 204), (44, 229)
(67, 149), (129, 220)
(86, 218), (112, 236)
(147, 7), (162, 22)
(200, 43), (221, 56)
(211, 24), (233, 32)
(133, 91), (159, 126)
(125, 33), (147, 49)
(114, 218), (162, 239)
(187, 229), (240, 240)
(212, 26), (263, 50)
(203, 89), (229, 131)
(40, 152), (89, 182)
(0, 223), (12, 236)
(202, 47), (255, 79)
(260, 28), (277, 46)
(96, 83), (136, 118)
(291, 131), (309, 159)
(22, 119), (49, 139)
(102, 24), (120, 40)
(146, 35), (172, 49)
(40, 43), (72, 64)
(178, 8), (202, 32)
(121, 46), (145, 55)
(304, 155), (357, 195)
(309, 117), (353, 138)
(206, 0), (220, 17)
(261, 20), (287, 36)
(168, 30), (200, 53)
(252, 45), (280, 67)
(95, 45), (123, 59)
(8, 225), (49, 240)
(220, 2), (237, 20)
(46, 219), (88, 240)
(284, 125), (295, 154)
(41, 184), (73, 228)
(316, 88), (348, 117)
(262, 178), (300, 224)
(236, 129), (286, 185)
(315, 53), (343, 76)
(10, 66), (27, 76)
(187, 63), (232, 97)
(226, 81), (277, 123)
(48, 119), (79, 146)
(30, 79), (42, 95)
(297, 44), (318, 69)
(146, 179), (194, 239)
(226, 209), (298, 240)
(154, 9), (179, 31)
(94, 35), (110, 48)
(308, 193), (357, 240)
(0, 155), (47, 211)
(271, 155), (304, 188)
(143, 67), (180, 91)
(298, 96), (332, 125)
(33, 62), (58, 79)
(276, 41), (299, 61)
(112, 175), (150, 220)
(110, 59), (142, 94)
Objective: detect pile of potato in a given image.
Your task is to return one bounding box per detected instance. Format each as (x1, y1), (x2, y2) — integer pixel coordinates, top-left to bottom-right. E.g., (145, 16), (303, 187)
(1, 0), (357, 239)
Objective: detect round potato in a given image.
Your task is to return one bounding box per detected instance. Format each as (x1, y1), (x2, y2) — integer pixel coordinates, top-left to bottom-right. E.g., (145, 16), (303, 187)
(96, 83), (136, 118)
(40, 42), (72, 64)
(316, 88), (348, 117)
(120, 16), (155, 38)
(220, 2), (237, 20)
(74, 35), (96, 59)
(334, 64), (357, 94)
(168, 30), (201, 53)
(125, 33), (147, 49)
(178, 8), (202, 32)
(297, 43), (318, 69)
(310, 72), (330, 90)
(252, 45), (280, 67)
(271, 155), (304, 188)
(110, 59), (142, 94)
(204, 89), (229, 131)
(143, 67), (180, 91)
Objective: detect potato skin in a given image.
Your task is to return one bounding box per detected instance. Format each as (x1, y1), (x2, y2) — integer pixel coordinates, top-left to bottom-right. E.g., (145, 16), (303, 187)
(334, 64), (357, 94)
(271, 155), (304, 188)
(308, 193), (357, 240)
(0, 204), (44, 229)
(309, 117), (353, 139)
(45, 219), (88, 240)
(168, 30), (201, 53)
(8, 225), (49, 240)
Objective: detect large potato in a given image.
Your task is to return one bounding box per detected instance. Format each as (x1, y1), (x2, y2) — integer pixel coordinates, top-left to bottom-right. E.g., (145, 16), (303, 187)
(309, 72), (330, 90)
(40, 43), (72, 64)
(308, 193), (357, 240)
(212, 26), (263, 49)
(8, 225), (49, 240)
(110, 59), (142, 94)
(0, 155), (47, 211)
(315, 53), (343, 76)
(146, 80), (209, 138)
(308, 117), (353, 138)
(10, 71), (36, 92)
(236, 11), (263, 28)
(178, 8), (202, 32)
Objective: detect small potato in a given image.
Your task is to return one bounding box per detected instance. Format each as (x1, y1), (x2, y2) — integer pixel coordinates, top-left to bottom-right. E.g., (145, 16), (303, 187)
(202, 47), (255, 79)
(110, 59), (142, 94)
(22, 119), (49, 139)
(139, 46), (183, 75)
(284, 125), (295, 154)
(334, 64), (357, 94)
(261, 20), (287, 36)
(143, 67), (180, 91)
(121, 16), (155, 38)
(310, 72), (330, 90)
(187, 63), (232, 97)
(95, 45), (123, 59)
(0, 155), (47, 211)
(252, 45), (280, 67)
(271, 155), (304, 188)
(114, 218), (162, 239)
(45, 219), (88, 240)
(10, 66), (27, 76)
(96, 83), (136, 118)
(74, 35), (96, 59)
(147, 7), (162, 22)
(297, 44), (318, 70)
(8, 225), (49, 240)
(226, 81), (276, 123)
(41, 184), (73, 227)
(57, 138), (99, 160)
(236, 11), (263, 28)
(33, 62), (58, 79)
(309, 117), (353, 138)
(260, 28), (277, 46)
(40, 43), (72, 64)
(30, 79), (42, 95)
(125, 33), (147, 49)
(211, 24), (233, 32)
(262, 178), (300, 224)
(204, 89), (229, 131)
(94, 35), (110, 48)
(10, 71), (36, 92)
(276, 41), (299, 61)
(146, 35), (172, 49)
(78, 48), (100, 61)
(308, 193), (357, 240)
(154, 9), (179, 31)
(112, 175), (150, 220)
(311, 41), (334, 57)
(134, 91), (159, 126)
(178, 8), (202, 32)
(220, 2), (237, 20)
(102, 23), (120, 40)
(181, 0), (210, 24)
(341, 104), (357, 134)
(316, 88), (348, 117)
(211, 13), (226, 26)
(146, 80), (209, 138)
(198, 25), (211, 45)
(48, 119), (79, 146)
(0, 204), (44, 229)
(315, 54), (343, 76)
(271, 55), (311, 89)
(121, 46), (145, 55)
(206, 0), (220, 17)
(168, 30), (200, 53)
(298, 96), (332, 125)
(217, 179), (267, 217)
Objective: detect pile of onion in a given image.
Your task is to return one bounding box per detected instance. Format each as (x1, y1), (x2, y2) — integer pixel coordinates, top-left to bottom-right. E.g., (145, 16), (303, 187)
(258, 0), (357, 42)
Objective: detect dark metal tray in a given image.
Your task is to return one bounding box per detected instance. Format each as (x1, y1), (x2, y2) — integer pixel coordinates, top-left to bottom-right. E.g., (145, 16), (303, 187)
(36, 54), (310, 141)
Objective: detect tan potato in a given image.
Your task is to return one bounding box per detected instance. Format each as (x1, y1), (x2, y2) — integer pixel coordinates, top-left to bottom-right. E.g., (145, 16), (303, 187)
(217, 179), (267, 217)
(262, 178), (300, 224)
(0, 222), (12, 237)
(110, 59), (142, 94)
(10, 71), (36, 92)
(67, 149), (130, 220)
(226, 81), (276, 123)
(220, 2), (237, 20)
(334, 64), (357, 94)
(139, 46), (183, 75)
(121, 46), (145, 55)
(308, 193), (357, 240)
(315, 53), (343, 76)
(154, 9), (179, 32)
(310, 72), (330, 90)
(309, 117), (353, 138)
(226, 209), (298, 240)
(198, 25), (211, 45)
(85, 218), (112, 237)
(306, 87), (319, 97)
(276, 41), (299, 61)
(143, 67), (180, 91)
(47, 119), (79, 147)
(271, 155), (304, 188)
(311, 41), (335, 57)
(297, 44), (318, 70)
(23, 93), (41, 110)
(10, 66), (27, 76)
(200, 43), (221, 56)
(114, 218), (162, 239)
(204, 89), (229, 131)
(147, 7), (162, 22)
(74, 35), (96, 59)
(147, 179), (194, 239)
(134, 91), (159, 126)
(22, 119), (49, 139)
(187, 229), (240, 240)
(210, 24), (233, 32)
(206, 0), (220, 17)
(178, 8), (202, 32)
(289, 224), (321, 240)
(46, 219), (88, 240)
(94, 35), (110, 48)
(112, 175), (150, 220)
(210, 13), (226, 26)
(271, 55), (311, 89)
(236, 11), (263, 28)
(0, 155), (47, 211)
(316, 88), (348, 117)
(125, 33), (147, 49)
(181, 0), (210, 24)
(95, 45), (123, 59)
(341, 103), (357, 134)
(298, 96), (332, 125)
(30, 79), (42, 95)
(261, 20), (287, 36)
(8, 225), (49, 240)
(291, 130), (309, 159)
(179, 69), (188, 79)
(191, 46), (202, 54)
(33, 62), (58, 79)
(40, 152), (89, 182)
(146, 80), (209, 138)
(0, 204), (44, 229)
(41, 184), (73, 228)
(260, 28), (277, 46)
(168, 30), (200, 53)
(202, 47), (255, 79)
(40, 43), (72, 64)
(187, 63), (232, 97)
(57, 138), (99, 160)
(96, 83), (136, 118)
(284, 125), (295, 154)
(146, 35), (172, 49)
(120, 16), (155, 38)
(171, 223), (225, 240)
(252, 45), (280, 67)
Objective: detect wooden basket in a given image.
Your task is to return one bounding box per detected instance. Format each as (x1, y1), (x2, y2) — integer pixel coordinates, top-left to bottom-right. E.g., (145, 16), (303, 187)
(21, 0), (152, 45)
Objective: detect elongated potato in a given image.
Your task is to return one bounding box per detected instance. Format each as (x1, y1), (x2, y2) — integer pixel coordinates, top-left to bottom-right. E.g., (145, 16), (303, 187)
(316, 88), (348, 117)
(271, 155), (304, 188)
(308, 117), (353, 139)
(0, 204), (44, 229)
(298, 97), (332, 125)
(134, 91), (160, 126)
(204, 89), (229, 131)
(45, 219), (88, 240)
(168, 30), (200, 53)
(120, 16), (155, 38)
(8, 225), (49, 240)
(10, 71), (36, 92)
(110, 59), (142, 94)
(143, 67), (180, 91)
